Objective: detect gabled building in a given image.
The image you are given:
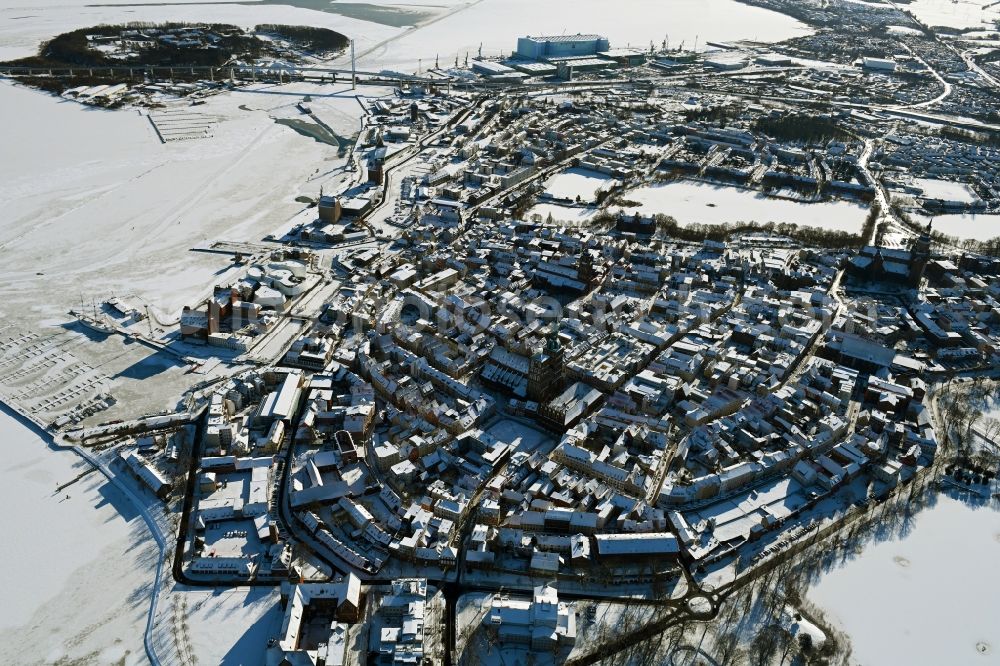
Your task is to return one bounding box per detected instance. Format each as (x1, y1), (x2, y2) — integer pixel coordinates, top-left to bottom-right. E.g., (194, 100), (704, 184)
(483, 584), (576, 651)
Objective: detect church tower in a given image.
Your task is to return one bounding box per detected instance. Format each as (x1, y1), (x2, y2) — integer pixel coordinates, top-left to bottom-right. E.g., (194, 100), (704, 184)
(578, 249), (597, 289)
(527, 325), (564, 403)
(909, 220), (932, 288)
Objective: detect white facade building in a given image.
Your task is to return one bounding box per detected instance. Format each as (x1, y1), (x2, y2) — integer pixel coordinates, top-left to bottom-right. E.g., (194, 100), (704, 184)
(484, 584), (576, 650)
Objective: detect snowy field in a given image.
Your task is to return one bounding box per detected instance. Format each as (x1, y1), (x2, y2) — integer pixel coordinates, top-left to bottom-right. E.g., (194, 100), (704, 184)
(809, 493), (1000, 666)
(920, 213), (1000, 242)
(0, 407), (154, 665)
(617, 180), (870, 232)
(160, 585), (282, 665)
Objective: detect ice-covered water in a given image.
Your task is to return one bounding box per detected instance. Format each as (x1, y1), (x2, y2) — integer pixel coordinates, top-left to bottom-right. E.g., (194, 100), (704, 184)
(922, 213), (1000, 243)
(0, 0), (811, 70)
(618, 180), (870, 233)
(348, 0), (811, 70)
(809, 493), (1000, 666)
(543, 167), (617, 202)
(904, 0), (1000, 30)
(0, 407), (152, 663)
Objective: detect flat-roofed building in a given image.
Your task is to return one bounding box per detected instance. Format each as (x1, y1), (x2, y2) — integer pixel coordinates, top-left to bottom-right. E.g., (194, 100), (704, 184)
(517, 34), (610, 60)
(594, 532), (680, 561)
(257, 371), (303, 427)
(862, 56), (896, 71)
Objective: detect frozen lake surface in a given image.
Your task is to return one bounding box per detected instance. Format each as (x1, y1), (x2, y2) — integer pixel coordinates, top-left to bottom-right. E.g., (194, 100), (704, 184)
(618, 180), (870, 233)
(543, 167), (617, 202)
(0, 78), (377, 317)
(921, 213), (1000, 243)
(527, 202), (600, 225)
(809, 493), (1000, 666)
(0, 0), (810, 68)
(912, 177), (980, 204)
(905, 0), (1000, 30)
(0, 406), (153, 664)
(347, 0), (812, 71)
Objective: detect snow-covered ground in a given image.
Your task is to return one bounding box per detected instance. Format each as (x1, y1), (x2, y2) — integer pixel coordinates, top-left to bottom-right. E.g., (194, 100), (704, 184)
(159, 585), (282, 665)
(0, 76), (380, 423)
(618, 180), (870, 232)
(808, 493), (1000, 666)
(0, 79), (384, 319)
(0, 407), (154, 665)
(486, 418), (554, 455)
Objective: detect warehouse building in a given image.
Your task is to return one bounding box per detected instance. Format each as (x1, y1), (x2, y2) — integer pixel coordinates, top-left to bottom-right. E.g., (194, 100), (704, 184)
(861, 57), (896, 72)
(599, 48), (646, 66)
(516, 34), (610, 60)
(510, 60), (559, 77)
(553, 58), (617, 79)
(471, 59), (516, 76)
(471, 60), (530, 83)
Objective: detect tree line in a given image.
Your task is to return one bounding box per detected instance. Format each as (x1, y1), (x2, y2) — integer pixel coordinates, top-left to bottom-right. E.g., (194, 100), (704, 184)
(608, 212), (869, 249)
(253, 24), (349, 53)
(753, 114), (852, 145)
(938, 125), (1000, 149)
(3, 22), (348, 70)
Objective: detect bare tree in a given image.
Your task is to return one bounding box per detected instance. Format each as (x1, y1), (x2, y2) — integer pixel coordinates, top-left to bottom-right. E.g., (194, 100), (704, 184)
(715, 630), (741, 665)
(749, 626), (782, 666)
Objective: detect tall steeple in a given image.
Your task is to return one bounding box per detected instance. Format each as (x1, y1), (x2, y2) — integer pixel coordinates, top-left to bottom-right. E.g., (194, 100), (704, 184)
(578, 248), (597, 288)
(909, 219), (932, 288)
(528, 322), (564, 403)
(546, 321), (562, 353)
